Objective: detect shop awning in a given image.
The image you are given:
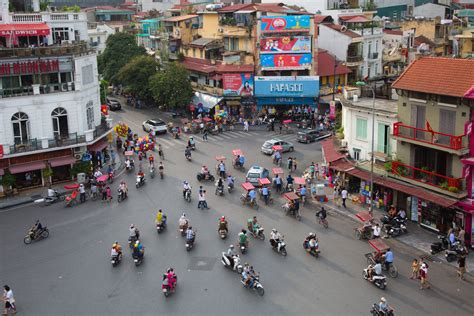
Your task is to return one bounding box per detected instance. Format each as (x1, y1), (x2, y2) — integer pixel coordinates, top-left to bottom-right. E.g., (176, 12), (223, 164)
(9, 161), (46, 174)
(0, 23), (50, 37)
(192, 91), (223, 110)
(88, 139), (109, 152)
(321, 138), (346, 164)
(49, 156), (77, 167)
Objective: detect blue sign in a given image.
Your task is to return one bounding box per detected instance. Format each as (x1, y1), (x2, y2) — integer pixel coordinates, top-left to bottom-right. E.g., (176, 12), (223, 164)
(257, 97), (316, 106)
(254, 76), (319, 98)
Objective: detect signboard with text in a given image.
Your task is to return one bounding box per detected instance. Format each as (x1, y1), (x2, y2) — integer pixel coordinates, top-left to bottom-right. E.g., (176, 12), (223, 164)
(260, 36), (311, 54)
(260, 15), (310, 33)
(222, 73), (254, 96)
(0, 59), (60, 76)
(260, 54), (312, 70)
(254, 76), (319, 98)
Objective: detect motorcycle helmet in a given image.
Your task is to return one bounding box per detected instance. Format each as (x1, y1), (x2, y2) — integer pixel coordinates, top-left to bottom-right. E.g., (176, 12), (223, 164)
(182, 212), (186, 217)
(135, 240), (140, 246)
(272, 228), (276, 233)
(380, 297), (386, 303)
(220, 216), (225, 221)
(130, 224), (135, 229)
(188, 226), (193, 230)
(229, 244), (234, 249)
(184, 180), (188, 185)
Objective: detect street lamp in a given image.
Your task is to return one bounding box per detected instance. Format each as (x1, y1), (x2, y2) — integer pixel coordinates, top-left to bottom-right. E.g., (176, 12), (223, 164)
(356, 81), (375, 215)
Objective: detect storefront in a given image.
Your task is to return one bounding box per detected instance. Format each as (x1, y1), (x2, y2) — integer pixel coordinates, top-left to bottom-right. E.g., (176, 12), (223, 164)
(48, 156), (76, 184)
(254, 76), (319, 112)
(9, 160), (46, 189)
(0, 23), (50, 47)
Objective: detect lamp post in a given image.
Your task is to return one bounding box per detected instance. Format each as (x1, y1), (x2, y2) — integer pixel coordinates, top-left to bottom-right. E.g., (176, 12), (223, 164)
(333, 57), (338, 101)
(356, 81), (375, 215)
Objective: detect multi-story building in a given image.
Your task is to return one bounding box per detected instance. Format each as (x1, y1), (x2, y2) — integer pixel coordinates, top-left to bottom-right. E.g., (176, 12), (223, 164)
(136, 17), (162, 54)
(391, 57), (474, 244)
(87, 23), (115, 55)
(0, 0), (112, 194)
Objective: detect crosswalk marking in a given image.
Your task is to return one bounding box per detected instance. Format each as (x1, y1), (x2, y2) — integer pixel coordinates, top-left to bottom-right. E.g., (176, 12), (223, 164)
(157, 138), (176, 147)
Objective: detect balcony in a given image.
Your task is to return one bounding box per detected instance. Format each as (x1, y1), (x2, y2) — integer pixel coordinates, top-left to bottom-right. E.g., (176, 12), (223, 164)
(393, 122), (468, 155)
(0, 42), (94, 59)
(221, 25), (249, 37)
(10, 12), (87, 23)
(346, 55), (363, 64)
(191, 82), (223, 97)
(9, 139), (40, 154)
(351, 27), (383, 37)
(0, 83), (75, 99)
(390, 161), (466, 198)
(367, 52), (379, 60)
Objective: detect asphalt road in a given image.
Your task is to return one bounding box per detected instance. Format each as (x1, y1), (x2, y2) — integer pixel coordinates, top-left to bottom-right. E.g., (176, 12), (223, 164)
(1, 106), (473, 316)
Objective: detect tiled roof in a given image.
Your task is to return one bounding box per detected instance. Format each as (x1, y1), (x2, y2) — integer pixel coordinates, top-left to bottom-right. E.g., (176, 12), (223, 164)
(314, 15), (331, 23)
(339, 15), (369, 23)
(464, 86), (474, 100)
(163, 14), (198, 22)
(217, 4), (254, 13)
(182, 57), (217, 74)
(392, 57), (474, 97)
(383, 29), (403, 36)
(321, 138), (346, 163)
(317, 49), (352, 77)
(217, 64), (254, 73)
(322, 23), (361, 39)
(414, 35), (435, 47)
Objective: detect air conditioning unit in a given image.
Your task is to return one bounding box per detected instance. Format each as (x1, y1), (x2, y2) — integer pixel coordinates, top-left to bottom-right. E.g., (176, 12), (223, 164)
(61, 83), (68, 91)
(74, 153), (82, 160)
(218, 28), (224, 33)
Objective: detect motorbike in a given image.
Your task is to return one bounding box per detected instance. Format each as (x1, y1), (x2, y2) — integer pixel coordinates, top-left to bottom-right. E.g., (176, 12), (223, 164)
(132, 252), (144, 266)
(270, 239), (287, 256)
(445, 242), (466, 262)
(370, 304), (394, 316)
(227, 181), (235, 193)
(128, 234), (139, 249)
(184, 189), (192, 203)
(117, 189), (127, 203)
(185, 236), (195, 251)
(384, 221), (407, 238)
(136, 176), (145, 188)
(150, 166), (155, 179)
(221, 252), (243, 273)
(188, 142), (196, 151)
(126, 160), (135, 173)
(156, 219), (167, 234)
(197, 172), (215, 182)
(36, 190), (65, 206)
(111, 254), (122, 267)
(250, 226), (265, 240)
(179, 223), (188, 237)
(430, 235), (449, 255)
(215, 184), (224, 196)
(303, 240), (320, 257)
(219, 229), (227, 239)
(162, 274), (177, 297)
(239, 241), (248, 254)
(24, 227), (49, 244)
(241, 275), (265, 296)
(185, 153), (192, 161)
(363, 267), (387, 290)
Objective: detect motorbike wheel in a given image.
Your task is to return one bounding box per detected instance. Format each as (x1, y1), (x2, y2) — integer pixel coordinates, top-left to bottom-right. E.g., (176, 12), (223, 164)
(389, 265), (398, 278)
(253, 203), (259, 210)
(257, 287), (265, 296)
(59, 195), (66, 201)
(280, 248), (288, 256)
(210, 175), (215, 181)
(259, 233), (265, 241)
(118, 195), (123, 203)
(197, 175), (202, 181)
(23, 235), (32, 244)
(164, 291), (169, 297)
(379, 282), (386, 290)
(41, 229), (49, 239)
(186, 196), (191, 203)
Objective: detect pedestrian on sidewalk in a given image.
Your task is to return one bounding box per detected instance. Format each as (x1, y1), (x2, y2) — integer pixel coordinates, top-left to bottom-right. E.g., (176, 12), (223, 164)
(79, 184), (86, 203)
(293, 157), (297, 171)
(419, 262), (431, 290)
(203, 129), (208, 142)
(457, 226), (466, 245)
(457, 251), (467, 281)
(341, 187), (348, 208)
(410, 258), (420, 279)
(2, 285), (16, 315)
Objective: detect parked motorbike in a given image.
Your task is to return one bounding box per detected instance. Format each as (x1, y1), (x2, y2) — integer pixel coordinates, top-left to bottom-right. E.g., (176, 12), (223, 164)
(241, 275), (264, 296)
(221, 252), (243, 273)
(363, 267), (387, 289)
(197, 172), (215, 182)
(35, 190), (65, 206)
(24, 227), (49, 244)
(270, 239), (287, 256)
(445, 242), (466, 262)
(384, 221), (407, 238)
(111, 254), (122, 267)
(430, 235), (449, 255)
(136, 176), (145, 188)
(370, 303), (394, 316)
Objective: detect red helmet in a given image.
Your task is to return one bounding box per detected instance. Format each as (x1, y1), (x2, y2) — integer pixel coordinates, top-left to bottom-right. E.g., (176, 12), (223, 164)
(220, 216), (225, 221)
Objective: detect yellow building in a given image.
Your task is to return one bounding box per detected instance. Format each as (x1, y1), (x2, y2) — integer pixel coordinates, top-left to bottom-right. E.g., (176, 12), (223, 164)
(162, 14), (199, 59)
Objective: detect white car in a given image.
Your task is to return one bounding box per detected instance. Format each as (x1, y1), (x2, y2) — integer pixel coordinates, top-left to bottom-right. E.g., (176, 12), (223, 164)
(261, 138), (294, 155)
(142, 119), (167, 135)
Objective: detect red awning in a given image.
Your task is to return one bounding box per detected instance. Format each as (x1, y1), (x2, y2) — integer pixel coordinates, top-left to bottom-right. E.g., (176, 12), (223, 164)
(0, 23), (50, 37)
(321, 138), (345, 164)
(49, 156), (77, 168)
(9, 161), (46, 174)
(88, 139), (109, 152)
(329, 159), (354, 172)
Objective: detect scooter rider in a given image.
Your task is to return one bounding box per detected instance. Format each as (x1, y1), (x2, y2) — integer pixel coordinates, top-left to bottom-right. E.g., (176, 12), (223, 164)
(270, 228), (283, 251)
(216, 177), (224, 194)
(238, 229), (248, 248)
(129, 224), (140, 240)
(227, 175), (234, 189)
(368, 261), (383, 282)
(179, 213), (188, 230)
(247, 216), (258, 234)
(118, 181), (128, 198)
(188, 136), (195, 149)
(47, 186), (57, 198)
(30, 220), (43, 238)
(218, 216), (228, 233)
(132, 240), (144, 259)
(378, 297), (390, 315)
(111, 241), (122, 260)
(186, 226), (196, 244)
(185, 146), (192, 159)
(227, 244), (237, 257)
(125, 158), (131, 170)
(316, 207), (327, 220)
(156, 209), (167, 226)
(183, 181), (191, 198)
(137, 170), (145, 184)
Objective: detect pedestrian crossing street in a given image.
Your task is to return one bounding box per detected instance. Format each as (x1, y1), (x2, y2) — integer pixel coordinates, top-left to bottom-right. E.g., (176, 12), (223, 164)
(154, 130), (297, 149)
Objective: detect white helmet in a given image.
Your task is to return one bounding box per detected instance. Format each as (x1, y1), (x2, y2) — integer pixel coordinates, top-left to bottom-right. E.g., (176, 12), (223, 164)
(130, 224), (134, 229)
(229, 244), (234, 249)
(272, 228), (277, 233)
(182, 213), (186, 217)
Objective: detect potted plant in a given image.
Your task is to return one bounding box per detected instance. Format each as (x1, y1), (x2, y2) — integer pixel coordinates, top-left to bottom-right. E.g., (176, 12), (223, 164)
(2, 171), (16, 196)
(384, 161), (392, 172)
(42, 167), (53, 186)
(420, 166), (429, 182)
(440, 181), (449, 190)
(448, 186), (459, 193)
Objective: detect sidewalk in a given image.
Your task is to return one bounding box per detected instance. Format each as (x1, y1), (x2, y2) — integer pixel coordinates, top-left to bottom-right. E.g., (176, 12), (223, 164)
(0, 147), (125, 210)
(309, 185), (474, 273)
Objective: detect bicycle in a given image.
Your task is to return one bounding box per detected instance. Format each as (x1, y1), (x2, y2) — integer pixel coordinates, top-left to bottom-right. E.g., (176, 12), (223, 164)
(318, 217), (328, 229)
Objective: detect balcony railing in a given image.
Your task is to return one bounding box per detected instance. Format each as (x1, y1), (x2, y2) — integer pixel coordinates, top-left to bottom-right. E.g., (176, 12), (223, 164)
(351, 27), (383, 37)
(347, 55), (363, 63)
(10, 12), (86, 23)
(10, 138), (40, 154)
(48, 133), (86, 149)
(0, 42), (93, 58)
(0, 83), (75, 99)
(393, 122), (467, 151)
(391, 161), (464, 193)
(368, 52), (379, 59)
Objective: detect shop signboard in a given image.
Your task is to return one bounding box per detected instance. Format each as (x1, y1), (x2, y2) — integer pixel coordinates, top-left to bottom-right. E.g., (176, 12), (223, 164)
(256, 97), (316, 106)
(254, 76), (319, 98)
(260, 36), (311, 54)
(222, 73), (254, 96)
(260, 54), (312, 70)
(260, 15), (310, 33)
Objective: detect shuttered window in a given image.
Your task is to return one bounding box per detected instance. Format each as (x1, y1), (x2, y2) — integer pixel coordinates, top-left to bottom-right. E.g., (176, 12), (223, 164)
(356, 118), (368, 140)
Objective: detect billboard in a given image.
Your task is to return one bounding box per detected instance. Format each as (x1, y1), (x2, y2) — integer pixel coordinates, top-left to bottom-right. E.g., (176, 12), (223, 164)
(254, 76), (319, 98)
(260, 36), (311, 54)
(260, 54), (312, 70)
(260, 15), (310, 32)
(222, 73), (254, 96)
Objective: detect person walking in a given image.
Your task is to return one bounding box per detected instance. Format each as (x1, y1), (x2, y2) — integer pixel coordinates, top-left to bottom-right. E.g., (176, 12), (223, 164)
(2, 285), (16, 315)
(419, 262), (431, 290)
(79, 183), (86, 203)
(279, 124), (283, 134)
(410, 258), (420, 279)
(102, 185), (108, 201)
(293, 157), (297, 171)
(457, 251), (467, 281)
(243, 120), (249, 132)
(202, 129), (208, 142)
(341, 187), (348, 208)
(287, 157), (293, 173)
(106, 186), (112, 202)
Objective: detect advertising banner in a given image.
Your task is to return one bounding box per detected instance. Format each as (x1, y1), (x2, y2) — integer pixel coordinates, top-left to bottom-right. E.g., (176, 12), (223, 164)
(254, 76), (319, 98)
(260, 36), (311, 54)
(260, 15), (310, 32)
(260, 54), (312, 70)
(222, 73), (254, 96)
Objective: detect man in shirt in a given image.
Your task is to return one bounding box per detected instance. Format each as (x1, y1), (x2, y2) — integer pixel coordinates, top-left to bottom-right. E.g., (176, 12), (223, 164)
(383, 248), (394, 272)
(218, 161), (226, 178)
(299, 185), (307, 203)
(249, 189), (257, 205)
(372, 223), (381, 238)
(286, 175), (294, 191)
(274, 175), (282, 193)
(79, 183), (86, 203)
(262, 186), (269, 205)
(341, 188), (348, 208)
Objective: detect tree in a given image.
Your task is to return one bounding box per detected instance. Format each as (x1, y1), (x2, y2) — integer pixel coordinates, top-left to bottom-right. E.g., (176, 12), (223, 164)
(149, 63), (193, 111)
(146, 9), (160, 18)
(99, 79), (109, 104)
(116, 55), (158, 99)
(98, 33), (146, 83)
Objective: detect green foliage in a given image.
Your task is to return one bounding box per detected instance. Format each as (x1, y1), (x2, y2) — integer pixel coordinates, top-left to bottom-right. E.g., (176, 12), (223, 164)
(98, 33), (146, 83)
(220, 17), (237, 26)
(60, 5), (80, 12)
(448, 186), (459, 193)
(384, 161), (392, 172)
(100, 79), (109, 104)
(116, 55), (158, 99)
(146, 9), (160, 19)
(42, 167), (53, 178)
(71, 162), (92, 177)
(334, 109), (342, 130)
(40, 1), (51, 11)
(149, 62), (193, 110)
(440, 181), (449, 190)
(2, 171), (16, 189)
(177, 52), (185, 62)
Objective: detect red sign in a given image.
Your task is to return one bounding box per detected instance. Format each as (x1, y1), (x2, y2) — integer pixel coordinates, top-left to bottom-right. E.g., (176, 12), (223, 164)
(0, 145), (3, 159)
(0, 29), (49, 36)
(222, 73), (254, 96)
(0, 60), (59, 76)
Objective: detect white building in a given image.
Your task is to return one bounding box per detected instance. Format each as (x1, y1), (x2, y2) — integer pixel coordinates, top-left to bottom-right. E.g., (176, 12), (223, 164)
(0, 0), (112, 193)
(341, 95), (398, 162)
(88, 23), (115, 55)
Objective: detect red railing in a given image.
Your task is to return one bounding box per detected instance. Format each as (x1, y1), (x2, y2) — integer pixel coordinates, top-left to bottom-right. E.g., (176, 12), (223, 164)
(391, 161), (464, 192)
(393, 122), (466, 151)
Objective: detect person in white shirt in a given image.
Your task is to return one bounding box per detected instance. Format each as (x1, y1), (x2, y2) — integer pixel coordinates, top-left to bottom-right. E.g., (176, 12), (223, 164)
(2, 285), (16, 315)
(47, 186), (56, 198)
(183, 181), (191, 198)
(94, 168), (103, 179)
(372, 223), (381, 238)
(243, 120), (249, 132)
(341, 188), (348, 208)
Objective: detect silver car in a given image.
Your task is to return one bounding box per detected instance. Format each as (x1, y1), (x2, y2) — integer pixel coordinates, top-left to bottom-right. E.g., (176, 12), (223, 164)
(261, 138), (294, 155)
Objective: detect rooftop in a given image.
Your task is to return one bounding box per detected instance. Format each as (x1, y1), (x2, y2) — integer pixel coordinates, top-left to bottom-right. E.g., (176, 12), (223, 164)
(187, 37), (221, 47)
(321, 23), (362, 39)
(217, 2), (307, 14)
(163, 14), (198, 23)
(340, 97), (398, 116)
(317, 49), (352, 77)
(383, 29), (403, 36)
(339, 15), (370, 23)
(392, 57), (474, 97)
(314, 15), (332, 24)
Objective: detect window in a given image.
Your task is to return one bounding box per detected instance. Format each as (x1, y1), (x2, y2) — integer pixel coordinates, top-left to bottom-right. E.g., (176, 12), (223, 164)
(86, 101), (94, 130)
(12, 112), (30, 145)
(367, 42), (372, 57)
(224, 37), (239, 51)
(82, 65), (93, 85)
(205, 77), (210, 85)
(52, 107), (69, 138)
(356, 118), (368, 140)
(193, 48), (196, 58)
(52, 27), (69, 43)
(353, 148), (361, 161)
(199, 50), (203, 59)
